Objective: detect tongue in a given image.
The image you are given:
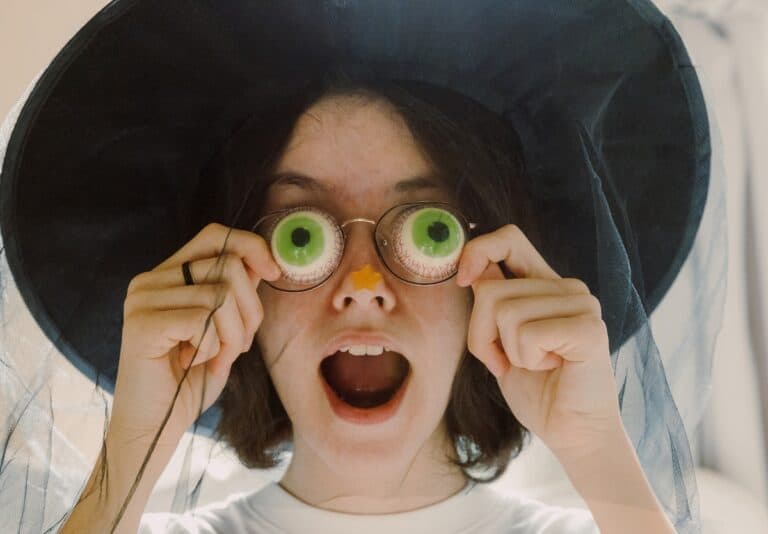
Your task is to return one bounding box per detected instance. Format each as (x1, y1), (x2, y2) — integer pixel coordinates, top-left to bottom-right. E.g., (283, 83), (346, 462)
(321, 351), (409, 396)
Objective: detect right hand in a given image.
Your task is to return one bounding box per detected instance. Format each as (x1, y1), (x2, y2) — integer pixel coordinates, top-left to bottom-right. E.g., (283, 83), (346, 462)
(108, 222), (282, 446)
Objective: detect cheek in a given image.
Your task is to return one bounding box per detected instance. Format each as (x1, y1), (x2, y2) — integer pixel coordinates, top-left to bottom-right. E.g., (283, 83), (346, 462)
(255, 288), (275, 337)
(254, 287), (288, 366)
(254, 289), (316, 365)
(426, 287), (472, 341)
(448, 286), (473, 322)
(256, 286), (298, 330)
(450, 288), (473, 352)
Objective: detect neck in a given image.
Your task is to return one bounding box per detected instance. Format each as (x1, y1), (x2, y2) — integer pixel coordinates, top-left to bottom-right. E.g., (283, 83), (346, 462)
(279, 422), (469, 514)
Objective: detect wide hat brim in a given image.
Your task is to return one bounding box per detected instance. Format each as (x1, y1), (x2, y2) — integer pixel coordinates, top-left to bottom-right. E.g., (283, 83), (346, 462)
(0, 0), (709, 432)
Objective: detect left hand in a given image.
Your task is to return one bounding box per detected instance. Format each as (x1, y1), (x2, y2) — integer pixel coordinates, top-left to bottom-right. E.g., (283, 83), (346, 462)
(456, 224), (624, 461)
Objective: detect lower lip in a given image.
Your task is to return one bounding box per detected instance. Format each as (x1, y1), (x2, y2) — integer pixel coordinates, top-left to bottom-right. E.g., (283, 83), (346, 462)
(321, 366), (412, 426)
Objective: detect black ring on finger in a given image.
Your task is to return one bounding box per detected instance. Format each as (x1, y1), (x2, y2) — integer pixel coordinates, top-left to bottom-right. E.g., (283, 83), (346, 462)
(182, 260), (196, 286)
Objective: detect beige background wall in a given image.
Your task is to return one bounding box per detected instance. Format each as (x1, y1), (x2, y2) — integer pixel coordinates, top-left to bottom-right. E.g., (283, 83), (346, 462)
(3, 3), (768, 531)
(0, 0), (117, 472)
(0, 1), (110, 121)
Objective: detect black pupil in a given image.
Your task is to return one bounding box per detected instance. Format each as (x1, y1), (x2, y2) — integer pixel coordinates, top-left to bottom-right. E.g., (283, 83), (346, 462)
(292, 227), (310, 247)
(428, 221), (449, 242)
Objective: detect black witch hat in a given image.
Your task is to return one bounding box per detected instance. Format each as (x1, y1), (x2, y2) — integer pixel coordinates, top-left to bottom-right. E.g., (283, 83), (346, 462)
(0, 1), (716, 532)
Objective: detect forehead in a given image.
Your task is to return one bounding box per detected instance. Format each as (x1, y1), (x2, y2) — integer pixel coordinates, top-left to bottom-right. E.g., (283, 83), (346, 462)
(263, 96), (456, 209)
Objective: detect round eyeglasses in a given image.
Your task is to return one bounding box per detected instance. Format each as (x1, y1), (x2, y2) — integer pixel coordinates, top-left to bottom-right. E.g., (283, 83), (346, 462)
(251, 201), (478, 292)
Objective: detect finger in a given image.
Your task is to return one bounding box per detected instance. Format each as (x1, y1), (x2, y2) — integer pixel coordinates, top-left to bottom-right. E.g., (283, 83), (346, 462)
(191, 289), (247, 364)
(125, 282), (227, 314)
(204, 344), (236, 380)
(187, 250), (276, 289)
(133, 307), (222, 367)
(496, 294), (602, 369)
(457, 224), (561, 285)
(151, 222), (282, 282)
(516, 315), (608, 371)
(467, 292), (600, 377)
(161, 255), (265, 351)
(466, 277), (593, 305)
(466, 279), (598, 360)
(130, 251), (279, 291)
(178, 330), (221, 370)
(465, 278), (584, 377)
(131, 285), (247, 364)
(215, 255), (264, 351)
(459, 261), (505, 287)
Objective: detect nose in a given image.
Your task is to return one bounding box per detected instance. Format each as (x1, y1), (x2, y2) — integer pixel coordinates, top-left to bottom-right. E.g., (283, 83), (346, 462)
(331, 221), (396, 311)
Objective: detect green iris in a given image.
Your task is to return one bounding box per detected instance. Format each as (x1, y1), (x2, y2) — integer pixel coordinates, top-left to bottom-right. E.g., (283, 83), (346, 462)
(410, 207), (461, 257)
(273, 213), (326, 266)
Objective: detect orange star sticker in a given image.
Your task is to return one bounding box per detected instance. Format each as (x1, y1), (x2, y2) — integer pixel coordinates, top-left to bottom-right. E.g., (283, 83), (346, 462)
(350, 264), (382, 291)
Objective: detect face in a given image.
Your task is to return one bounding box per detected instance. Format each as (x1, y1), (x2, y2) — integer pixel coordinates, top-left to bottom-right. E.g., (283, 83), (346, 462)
(255, 95), (472, 501)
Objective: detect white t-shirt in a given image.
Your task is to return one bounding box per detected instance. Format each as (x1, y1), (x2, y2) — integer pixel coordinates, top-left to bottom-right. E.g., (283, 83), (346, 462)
(138, 480), (600, 533)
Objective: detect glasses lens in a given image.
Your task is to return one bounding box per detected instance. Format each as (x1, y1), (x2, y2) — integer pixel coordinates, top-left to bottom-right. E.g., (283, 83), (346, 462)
(376, 203), (467, 284)
(253, 203), (469, 291)
(253, 206), (344, 291)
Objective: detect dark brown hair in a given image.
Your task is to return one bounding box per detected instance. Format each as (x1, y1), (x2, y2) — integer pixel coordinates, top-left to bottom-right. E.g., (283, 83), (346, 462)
(196, 70), (544, 484)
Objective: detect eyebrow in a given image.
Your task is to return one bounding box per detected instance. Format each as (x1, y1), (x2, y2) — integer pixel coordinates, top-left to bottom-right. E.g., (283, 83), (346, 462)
(266, 171), (444, 194)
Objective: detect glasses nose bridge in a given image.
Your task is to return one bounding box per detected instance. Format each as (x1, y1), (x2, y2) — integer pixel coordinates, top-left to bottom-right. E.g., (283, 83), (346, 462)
(335, 216), (391, 289)
(339, 216), (376, 234)
(339, 216), (379, 253)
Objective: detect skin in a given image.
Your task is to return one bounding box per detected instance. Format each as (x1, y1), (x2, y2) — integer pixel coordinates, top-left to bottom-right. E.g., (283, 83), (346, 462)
(255, 95), (473, 513)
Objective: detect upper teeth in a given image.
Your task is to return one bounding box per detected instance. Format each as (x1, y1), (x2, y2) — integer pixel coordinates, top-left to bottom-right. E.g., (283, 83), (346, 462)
(340, 344), (389, 356)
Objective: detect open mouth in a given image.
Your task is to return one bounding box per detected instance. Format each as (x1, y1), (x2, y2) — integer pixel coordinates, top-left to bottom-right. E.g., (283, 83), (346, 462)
(320, 350), (411, 409)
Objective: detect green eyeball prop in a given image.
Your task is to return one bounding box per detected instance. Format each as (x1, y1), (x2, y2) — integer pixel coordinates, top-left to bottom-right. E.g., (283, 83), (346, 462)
(389, 206), (465, 280)
(271, 207), (343, 286)
(267, 204), (466, 287)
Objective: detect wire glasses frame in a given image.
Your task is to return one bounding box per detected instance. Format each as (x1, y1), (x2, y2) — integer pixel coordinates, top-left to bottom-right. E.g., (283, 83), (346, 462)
(250, 200), (479, 292)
